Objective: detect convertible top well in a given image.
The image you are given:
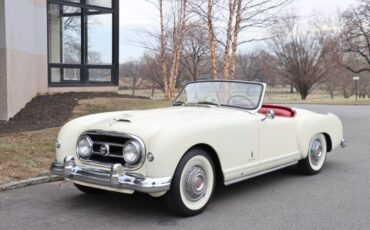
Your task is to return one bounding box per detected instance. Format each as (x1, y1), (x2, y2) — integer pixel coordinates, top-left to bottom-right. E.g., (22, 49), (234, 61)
(259, 104), (296, 118)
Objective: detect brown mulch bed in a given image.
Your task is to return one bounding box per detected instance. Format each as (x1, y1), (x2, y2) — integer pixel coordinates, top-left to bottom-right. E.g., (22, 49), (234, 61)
(0, 92), (147, 135)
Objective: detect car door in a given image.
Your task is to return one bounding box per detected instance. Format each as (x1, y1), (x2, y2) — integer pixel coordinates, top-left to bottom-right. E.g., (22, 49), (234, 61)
(258, 114), (300, 169)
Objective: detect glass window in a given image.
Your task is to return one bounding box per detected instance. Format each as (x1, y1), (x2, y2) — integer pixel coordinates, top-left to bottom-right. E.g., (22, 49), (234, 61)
(89, 69), (112, 82)
(48, 4), (82, 64)
(47, 0), (118, 86)
(174, 81), (264, 110)
(87, 0), (112, 8)
(87, 12), (112, 64)
(51, 68), (80, 82)
(51, 68), (61, 83)
(64, 68), (81, 81)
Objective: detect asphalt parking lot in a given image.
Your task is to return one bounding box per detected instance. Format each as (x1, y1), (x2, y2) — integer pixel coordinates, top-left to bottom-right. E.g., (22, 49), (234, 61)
(1, 105), (369, 230)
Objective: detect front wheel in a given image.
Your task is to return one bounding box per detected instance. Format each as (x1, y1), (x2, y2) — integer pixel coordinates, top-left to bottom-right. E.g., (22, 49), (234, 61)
(165, 148), (215, 216)
(298, 133), (327, 175)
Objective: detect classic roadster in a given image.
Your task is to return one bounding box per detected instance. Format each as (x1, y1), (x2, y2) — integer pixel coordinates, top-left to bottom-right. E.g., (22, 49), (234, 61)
(51, 80), (345, 216)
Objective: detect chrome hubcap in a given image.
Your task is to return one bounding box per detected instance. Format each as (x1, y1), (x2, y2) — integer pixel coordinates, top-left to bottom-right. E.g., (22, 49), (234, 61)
(310, 139), (323, 166)
(184, 165), (207, 202)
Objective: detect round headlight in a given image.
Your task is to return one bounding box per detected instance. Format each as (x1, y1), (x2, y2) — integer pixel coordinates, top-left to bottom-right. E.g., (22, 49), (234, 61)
(77, 136), (93, 158)
(122, 140), (142, 165)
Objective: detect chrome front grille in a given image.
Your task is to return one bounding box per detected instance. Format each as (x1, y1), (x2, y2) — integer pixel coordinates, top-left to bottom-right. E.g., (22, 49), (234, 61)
(81, 132), (130, 165)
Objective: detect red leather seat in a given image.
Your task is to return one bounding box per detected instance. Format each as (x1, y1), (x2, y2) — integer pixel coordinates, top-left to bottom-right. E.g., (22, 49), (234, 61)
(259, 104), (295, 118)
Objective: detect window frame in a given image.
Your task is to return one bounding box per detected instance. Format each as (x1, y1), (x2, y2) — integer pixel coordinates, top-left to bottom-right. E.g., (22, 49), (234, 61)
(47, 0), (119, 87)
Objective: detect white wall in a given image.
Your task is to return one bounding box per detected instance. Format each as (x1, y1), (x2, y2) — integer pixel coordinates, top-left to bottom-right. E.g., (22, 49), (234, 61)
(0, 0), (7, 120)
(2, 0), (48, 120)
(0, 0), (117, 120)
(0, 0), (5, 47)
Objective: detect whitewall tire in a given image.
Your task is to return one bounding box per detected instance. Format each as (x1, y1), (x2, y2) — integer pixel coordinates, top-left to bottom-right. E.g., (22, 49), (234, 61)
(165, 148), (215, 216)
(298, 133), (327, 175)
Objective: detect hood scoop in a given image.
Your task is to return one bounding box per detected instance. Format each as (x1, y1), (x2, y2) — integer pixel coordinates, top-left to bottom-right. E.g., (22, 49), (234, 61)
(107, 117), (131, 126)
(116, 119), (131, 123)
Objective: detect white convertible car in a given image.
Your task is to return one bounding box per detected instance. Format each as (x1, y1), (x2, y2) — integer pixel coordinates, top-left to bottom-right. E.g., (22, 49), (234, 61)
(51, 80), (345, 216)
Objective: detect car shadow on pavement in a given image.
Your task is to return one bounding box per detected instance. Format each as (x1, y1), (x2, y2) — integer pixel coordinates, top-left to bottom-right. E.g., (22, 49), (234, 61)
(59, 165), (305, 219)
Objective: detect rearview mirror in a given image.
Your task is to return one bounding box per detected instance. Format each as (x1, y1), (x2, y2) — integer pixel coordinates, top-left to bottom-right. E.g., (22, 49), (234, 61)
(261, 109), (275, 121)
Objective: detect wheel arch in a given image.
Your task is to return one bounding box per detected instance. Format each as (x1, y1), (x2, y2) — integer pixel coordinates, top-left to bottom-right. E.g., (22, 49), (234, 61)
(187, 143), (225, 184)
(323, 133), (332, 152)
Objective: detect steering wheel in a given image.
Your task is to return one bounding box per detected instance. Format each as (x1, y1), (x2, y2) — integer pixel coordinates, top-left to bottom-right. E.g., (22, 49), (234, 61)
(227, 95), (256, 108)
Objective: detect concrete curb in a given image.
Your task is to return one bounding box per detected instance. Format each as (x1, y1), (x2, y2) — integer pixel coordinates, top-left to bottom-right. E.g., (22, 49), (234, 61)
(0, 175), (63, 192)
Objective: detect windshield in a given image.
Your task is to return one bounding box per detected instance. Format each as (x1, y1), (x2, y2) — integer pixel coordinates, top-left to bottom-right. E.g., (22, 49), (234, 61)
(174, 81), (265, 110)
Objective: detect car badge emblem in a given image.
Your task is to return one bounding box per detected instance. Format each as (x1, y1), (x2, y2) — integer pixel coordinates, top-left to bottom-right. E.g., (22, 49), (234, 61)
(99, 144), (110, 156)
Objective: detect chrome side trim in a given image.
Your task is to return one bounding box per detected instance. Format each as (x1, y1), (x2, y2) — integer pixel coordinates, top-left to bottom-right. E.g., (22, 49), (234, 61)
(51, 156), (171, 194)
(224, 161), (298, 186)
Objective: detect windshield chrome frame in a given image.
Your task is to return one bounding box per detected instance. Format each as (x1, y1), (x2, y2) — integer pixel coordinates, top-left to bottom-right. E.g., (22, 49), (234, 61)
(173, 80), (266, 113)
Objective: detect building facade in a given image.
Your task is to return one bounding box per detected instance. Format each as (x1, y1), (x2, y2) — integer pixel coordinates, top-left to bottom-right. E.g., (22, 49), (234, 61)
(0, 0), (119, 121)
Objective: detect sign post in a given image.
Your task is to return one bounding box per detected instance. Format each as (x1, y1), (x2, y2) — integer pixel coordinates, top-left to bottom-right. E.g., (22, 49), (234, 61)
(353, 76), (360, 101)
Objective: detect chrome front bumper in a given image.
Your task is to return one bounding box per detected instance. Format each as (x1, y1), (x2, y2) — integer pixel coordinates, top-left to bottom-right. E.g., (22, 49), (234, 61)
(50, 156), (171, 193)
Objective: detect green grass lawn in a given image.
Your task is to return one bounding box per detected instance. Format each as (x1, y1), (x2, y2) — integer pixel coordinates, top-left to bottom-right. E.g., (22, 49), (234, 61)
(0, 98), (170, 185)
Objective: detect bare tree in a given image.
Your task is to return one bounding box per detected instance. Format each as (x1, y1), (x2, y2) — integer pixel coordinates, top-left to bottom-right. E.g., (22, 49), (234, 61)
(236, 51), (278, 85)
(181, 23), (210, 81)
(269, 17), (335, 100)
(208, 0), (218, 79)
(324, 66), (348, 99)
(159, 0), (169, 97)
(341, 0), (370, 74)
(140, 53), (165, 91)
(158, 0), (189, 99)
(120, 60), (142, 95)
(220, 0), (293, 80)
(190, 0), (292, 80)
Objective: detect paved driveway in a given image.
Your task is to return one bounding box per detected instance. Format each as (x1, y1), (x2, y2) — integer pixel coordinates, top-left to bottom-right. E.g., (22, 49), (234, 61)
(1, 105), (369, 230)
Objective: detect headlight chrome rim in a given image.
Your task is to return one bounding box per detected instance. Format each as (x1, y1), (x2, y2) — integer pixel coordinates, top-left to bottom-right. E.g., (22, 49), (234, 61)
(76, 135), (93, 159)
(122, 139), (143, 166)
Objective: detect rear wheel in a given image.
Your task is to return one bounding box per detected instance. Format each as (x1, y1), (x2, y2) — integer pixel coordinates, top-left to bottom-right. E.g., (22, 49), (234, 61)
(165, 148), (215, 216)
(298, 133), (327, 175)
(74, 183), (103, 194)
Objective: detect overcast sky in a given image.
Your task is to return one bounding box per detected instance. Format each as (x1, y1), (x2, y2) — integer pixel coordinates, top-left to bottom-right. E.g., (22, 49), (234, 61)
(119, 0), (357, 62)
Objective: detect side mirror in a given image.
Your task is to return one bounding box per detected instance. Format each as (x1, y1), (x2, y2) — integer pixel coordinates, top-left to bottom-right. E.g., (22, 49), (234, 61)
(261, 109), (275, 121)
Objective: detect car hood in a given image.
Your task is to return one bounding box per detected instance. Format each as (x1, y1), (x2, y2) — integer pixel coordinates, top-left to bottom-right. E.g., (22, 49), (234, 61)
(69, 106), (251, 140)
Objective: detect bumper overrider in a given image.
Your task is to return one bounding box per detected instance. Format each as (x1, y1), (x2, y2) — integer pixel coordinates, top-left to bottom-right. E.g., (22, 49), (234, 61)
(50, 156), (171, 193)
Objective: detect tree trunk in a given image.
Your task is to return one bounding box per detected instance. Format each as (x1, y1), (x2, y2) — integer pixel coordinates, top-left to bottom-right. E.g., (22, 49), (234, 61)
(159, 0), (168, 98)
(151, 80), (155, 98)
(230, 0), (242, 80)
(223, 0), (236, 80)
(208, 0), (217, 80)
(298, 85), (310, 100)
(132, 75), (136, 96)
(300, 93), (308, 100)
(167, 0), (187, 99)
(343, 85), (349, 98)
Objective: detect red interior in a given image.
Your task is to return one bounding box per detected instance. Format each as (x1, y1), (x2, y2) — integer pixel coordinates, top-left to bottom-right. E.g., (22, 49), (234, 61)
(259, 104), (296, 118)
